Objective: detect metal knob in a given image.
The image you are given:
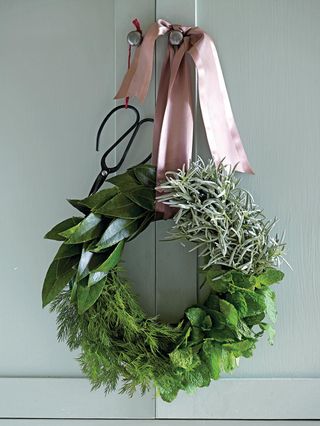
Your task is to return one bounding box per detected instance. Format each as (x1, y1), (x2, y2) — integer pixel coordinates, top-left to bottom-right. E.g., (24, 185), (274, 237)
(169, 30), (184, 46)
(127, 30), (142, 47)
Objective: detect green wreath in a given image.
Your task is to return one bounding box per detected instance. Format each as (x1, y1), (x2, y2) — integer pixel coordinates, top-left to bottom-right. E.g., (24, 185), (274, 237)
(43, 159), (285, 402)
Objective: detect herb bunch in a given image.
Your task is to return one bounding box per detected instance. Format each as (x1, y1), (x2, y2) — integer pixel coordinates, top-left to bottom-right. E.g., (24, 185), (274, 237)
(158, 158), (285, 274)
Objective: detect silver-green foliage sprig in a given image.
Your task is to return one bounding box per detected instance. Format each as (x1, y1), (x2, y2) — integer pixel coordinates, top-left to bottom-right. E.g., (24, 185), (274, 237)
(158, 158), (285, 275)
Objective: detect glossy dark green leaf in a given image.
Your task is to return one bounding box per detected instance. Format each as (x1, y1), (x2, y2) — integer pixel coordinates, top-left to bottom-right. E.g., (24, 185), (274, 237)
(67, 199), (90, 215)
(92, 240), (124, 274)
(42, 256), (78, 307)
(127, 212), (154, 241)
(76, 247), (94, 281)
(54, 242), (82, 260)
(44, 217), (83, 241)
(60, 213), (103, 244)
(132, 164), (156, 187)
(77, 278), (106, 314)
(73, 187), (119, 210)
(124, 187), (155, 210)
(94, 218), (139, 251)
(107, 172), (140, 191)
(95, 193), (144, 219)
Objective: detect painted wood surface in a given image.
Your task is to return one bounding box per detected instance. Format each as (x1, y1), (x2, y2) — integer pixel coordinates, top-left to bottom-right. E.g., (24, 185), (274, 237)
(0, 0), (319, 421)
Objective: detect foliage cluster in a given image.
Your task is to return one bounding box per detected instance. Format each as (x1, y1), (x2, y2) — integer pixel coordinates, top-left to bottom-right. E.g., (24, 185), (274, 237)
(43, 160), (285, 402)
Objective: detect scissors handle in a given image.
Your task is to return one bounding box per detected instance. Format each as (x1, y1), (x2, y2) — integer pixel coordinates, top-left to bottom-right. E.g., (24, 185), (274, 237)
(89, 106), (153, 195)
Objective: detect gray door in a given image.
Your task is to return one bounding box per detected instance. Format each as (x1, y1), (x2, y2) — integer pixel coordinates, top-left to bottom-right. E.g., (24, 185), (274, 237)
(0, 0), (319, 422)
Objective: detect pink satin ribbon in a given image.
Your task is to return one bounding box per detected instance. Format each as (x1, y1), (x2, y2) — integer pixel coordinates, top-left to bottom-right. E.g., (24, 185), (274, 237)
(115, 19), (253, 218)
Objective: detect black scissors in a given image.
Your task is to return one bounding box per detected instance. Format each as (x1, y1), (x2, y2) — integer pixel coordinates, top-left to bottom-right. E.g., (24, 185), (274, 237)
(89, 105), (153, 195)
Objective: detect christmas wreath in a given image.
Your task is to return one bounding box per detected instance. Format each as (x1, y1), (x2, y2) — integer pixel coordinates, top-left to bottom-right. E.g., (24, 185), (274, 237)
(43, 159), (285, 402)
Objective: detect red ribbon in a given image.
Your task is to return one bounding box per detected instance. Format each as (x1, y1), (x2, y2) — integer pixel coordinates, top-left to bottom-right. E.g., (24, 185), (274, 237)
(115, 19), (253, 218)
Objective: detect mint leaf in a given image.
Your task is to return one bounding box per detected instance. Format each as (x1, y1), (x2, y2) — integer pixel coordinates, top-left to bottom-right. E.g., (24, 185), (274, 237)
(219, 299), (238, 327)
(186, 307), (207, 327)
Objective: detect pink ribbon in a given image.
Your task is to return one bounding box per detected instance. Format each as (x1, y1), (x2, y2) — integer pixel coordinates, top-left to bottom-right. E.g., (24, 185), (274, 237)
(115, 19), (253, 218)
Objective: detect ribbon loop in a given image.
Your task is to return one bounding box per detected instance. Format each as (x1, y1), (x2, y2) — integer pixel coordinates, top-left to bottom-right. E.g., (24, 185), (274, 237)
(115, 19), (253, 218)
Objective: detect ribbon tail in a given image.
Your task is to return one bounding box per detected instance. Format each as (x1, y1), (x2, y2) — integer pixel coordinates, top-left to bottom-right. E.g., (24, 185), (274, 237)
(189, 33), (253, 174)
(114, 22), (168, 103)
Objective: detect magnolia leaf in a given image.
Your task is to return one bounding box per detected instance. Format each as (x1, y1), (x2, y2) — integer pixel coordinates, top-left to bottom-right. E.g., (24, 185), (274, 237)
(75, 187), (119, 210)
(107, 172), (140, 191)
(60, 213), (103, 244)
(255, 268), (284, 287)
(132, 164), (156, 187)
(124, 187), (154, 211)
(76, 248), (94, 281)
(44, 217), (83, 241)
(219, 299), (238, 327)
(42, 256), (78, 307)
(54, 242), (82, 260)
(202, 341), (222, 380)
(94, 218), (139, 251)
(77, 278), (106, 314)
(185, 307), (207, 327)
(95, 193), (144, 219)
(127, 213), (154, 241)
(67, 199), (90, 215)
(91, 240), (124, 274)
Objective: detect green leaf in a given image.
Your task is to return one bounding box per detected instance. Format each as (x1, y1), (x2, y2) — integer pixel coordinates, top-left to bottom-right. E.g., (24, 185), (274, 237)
(169, 348), (200, 371)
(127, 212), (154, 241)
(95, 193), (145, 219)
(206, 271), (232, 293)
(202, 341), (222, 380)
(237, 319), (255, 339)
(255, 268), (284, 287)
(76, 247), (94, 281)
(201, 315), (212, 331)
(132, 164), (156, 187)
(244, 313), (265, 326)
(91, 240), (124, 274)
(221, 349), (237, 372)
(206, 309), (226, 329)
(223, 339), (255, 358)
(156, 375), (179, 403)
(207, 327), (236, 342)
(107, 172), (140, 191)
(231, 271), (253, 289)
(219, 299), (238, 327)
(67, 199), (90, 215)
(226, 292), (248, 318)
(94, 218), (139, 251)
(124, 186), (154, 211)
(42, 256), (78, 307)
(260, 322), (276, 345)
(244, 291), (266, 316)
(205, 293), (220, 311)
(54, 242), (82, 260)
(74, 187), (119, 210)
(44, 217), (83, 241)
(60, 213), (103, 244)
(77, 278), (106, 314)
(258, 287), (277, 322)
(185, 307), (207, 327)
